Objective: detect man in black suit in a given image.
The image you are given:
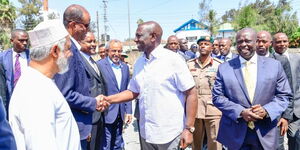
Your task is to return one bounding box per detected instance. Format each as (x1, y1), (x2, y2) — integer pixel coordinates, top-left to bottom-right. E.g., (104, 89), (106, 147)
(79, 31), (106, 150)
(270, 32), (300, 150)
(0, 96), (16, 150)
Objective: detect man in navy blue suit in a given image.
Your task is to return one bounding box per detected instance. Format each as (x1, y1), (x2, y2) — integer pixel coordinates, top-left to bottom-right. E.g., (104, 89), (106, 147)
(0, 29), (30, 112)
(54, 4), (108, 150)
(212, 28), (292, 150)
(97, 40), (132, 150)
(0, 96), (16, 150)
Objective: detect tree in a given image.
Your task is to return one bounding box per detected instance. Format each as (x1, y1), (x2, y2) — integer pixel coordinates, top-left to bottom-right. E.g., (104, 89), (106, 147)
(18, 0), (42, 30)
(207, 10), (219, 36)
(223, 0), (298, 38)
(233, 5), (259, 30)
(0, 0), (17, 50)
(198, 0), (219, 36)
(289, 27), (300, 48)
(221, 9), (237, 23)
(136, 18), (144, 25)
(198, 0), (211, 24)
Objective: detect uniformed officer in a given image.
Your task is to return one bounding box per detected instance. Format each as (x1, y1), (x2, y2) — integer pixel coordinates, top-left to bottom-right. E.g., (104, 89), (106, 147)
(187, 36), (222, 150)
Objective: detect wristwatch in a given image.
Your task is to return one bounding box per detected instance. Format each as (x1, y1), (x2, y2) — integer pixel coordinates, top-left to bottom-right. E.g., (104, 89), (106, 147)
(185, 126), (195, 133)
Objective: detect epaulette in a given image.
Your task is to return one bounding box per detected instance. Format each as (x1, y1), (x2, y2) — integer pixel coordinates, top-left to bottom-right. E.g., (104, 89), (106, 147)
(213, 57), (223, 64)
(187, 58), (197, 63)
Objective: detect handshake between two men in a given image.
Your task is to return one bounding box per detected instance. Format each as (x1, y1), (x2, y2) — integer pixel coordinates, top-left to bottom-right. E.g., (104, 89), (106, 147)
(95, 95), (110, 112)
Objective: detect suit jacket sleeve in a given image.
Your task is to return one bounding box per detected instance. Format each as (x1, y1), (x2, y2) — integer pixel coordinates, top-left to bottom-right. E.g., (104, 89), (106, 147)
(212, 66), (245, 122)
(263, 61), (292, 121)
(0, 64), (8, 109)
(54, 54), (96, 113)
(0, 98), (17, 150)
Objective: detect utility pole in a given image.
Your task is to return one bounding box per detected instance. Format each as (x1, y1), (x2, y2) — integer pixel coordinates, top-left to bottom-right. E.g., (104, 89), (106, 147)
(103, 0), (108, 44)
(43, 0), (48, 21)
(127, 0), (132, 51)
(96, 11), (100, 44)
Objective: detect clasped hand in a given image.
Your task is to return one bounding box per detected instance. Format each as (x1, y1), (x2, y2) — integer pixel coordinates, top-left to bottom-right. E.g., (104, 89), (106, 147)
(241, 104), (267, 122)
(95, 95), (110, 112)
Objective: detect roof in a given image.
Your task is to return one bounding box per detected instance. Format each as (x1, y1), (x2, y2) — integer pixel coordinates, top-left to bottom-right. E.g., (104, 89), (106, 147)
(218, 23), (234, 32)
(173, 19), (208, 33)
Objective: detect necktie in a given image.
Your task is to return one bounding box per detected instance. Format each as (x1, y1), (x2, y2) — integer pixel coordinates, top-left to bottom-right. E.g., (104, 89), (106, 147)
(243, 61), (255, 103)
(243, 61), (256, 130)
(14, 53), (21, 86)
(89, 57), (100, 75)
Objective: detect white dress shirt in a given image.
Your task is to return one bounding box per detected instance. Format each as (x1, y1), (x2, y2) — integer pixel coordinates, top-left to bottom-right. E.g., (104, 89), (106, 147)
(12, 50), (28, 72)
(9, 67), (81, 150)
(108, 57), (122, 89)
(128, 46), (195, 144)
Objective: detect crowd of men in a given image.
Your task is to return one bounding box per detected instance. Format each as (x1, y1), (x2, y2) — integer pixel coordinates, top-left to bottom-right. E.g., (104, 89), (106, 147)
(0, 3), (300, 150)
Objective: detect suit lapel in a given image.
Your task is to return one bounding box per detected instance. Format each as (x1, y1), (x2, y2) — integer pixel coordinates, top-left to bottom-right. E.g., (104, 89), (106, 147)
(25, 49), (30, 64)
(78, 52), (101, 81)
(252, 56), (264, 104)
(232, 57), (251, 102)
(104, 58), (119, 90)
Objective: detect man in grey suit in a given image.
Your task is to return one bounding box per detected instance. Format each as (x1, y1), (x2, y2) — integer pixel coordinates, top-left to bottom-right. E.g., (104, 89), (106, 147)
(270, 32), (300, 150)
(79, 31), (106, 150)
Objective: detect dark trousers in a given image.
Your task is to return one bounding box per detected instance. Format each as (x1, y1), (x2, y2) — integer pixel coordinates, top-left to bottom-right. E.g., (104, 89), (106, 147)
(239, 128), (264, 150)
(100, 115), (124, 150)
(287, 118), (300, 150)
(81, 139), (88, 150)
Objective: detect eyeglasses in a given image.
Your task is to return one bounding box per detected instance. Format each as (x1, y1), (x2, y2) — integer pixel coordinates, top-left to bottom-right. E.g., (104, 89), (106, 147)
(169, 42), (179, 45)
(69, 20), (90, 29)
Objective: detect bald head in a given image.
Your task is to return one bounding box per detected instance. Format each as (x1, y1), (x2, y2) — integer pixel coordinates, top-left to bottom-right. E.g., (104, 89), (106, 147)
(139, 21), (163, 42)
(219, 38), (232, 56)
(236, 28), (257, 60)
(166, 35), (179, 52)
(272, 32), (289, 54)
(256, 30), (272, 56)
(134, 21), (163, 53)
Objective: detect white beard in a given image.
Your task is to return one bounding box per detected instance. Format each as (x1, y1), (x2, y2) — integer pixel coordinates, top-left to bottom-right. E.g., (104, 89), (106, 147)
(56, 52), (69, 74)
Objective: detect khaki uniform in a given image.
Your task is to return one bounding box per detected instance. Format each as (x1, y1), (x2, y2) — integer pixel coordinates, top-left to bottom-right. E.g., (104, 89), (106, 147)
(187, 57), (222, 150)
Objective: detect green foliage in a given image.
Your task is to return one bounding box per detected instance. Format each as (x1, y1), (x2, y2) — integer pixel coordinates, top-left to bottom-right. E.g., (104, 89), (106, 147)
(290, 27), (300, 48)
(0, 0), (16, 50)
(18, 0), (42, 30)
(136, 19), (144, 25)
(198, 0), (219, 36)
(221, 0), (298, 41)
(207, 10), (219, 36)
(233, 6), (258, 30)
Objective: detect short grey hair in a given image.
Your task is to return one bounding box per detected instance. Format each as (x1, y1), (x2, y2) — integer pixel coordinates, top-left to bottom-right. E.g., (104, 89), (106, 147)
(30, 37), (67, 61)
(105, 39), (122, 50)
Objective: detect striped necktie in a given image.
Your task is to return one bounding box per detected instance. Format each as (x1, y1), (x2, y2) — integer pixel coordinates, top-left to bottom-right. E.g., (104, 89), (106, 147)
(14, 53), (21, 86)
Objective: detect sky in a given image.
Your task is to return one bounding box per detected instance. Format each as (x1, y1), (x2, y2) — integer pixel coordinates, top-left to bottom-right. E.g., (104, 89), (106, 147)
(10, 0), (300, 41)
